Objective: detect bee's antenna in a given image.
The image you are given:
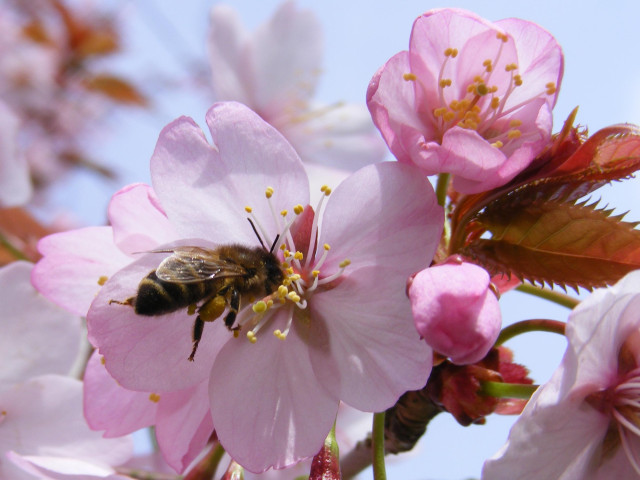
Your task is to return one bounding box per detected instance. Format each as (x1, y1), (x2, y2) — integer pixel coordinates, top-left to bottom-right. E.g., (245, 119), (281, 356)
(247, 218), (267, 250)
(270, 235), (280, 254)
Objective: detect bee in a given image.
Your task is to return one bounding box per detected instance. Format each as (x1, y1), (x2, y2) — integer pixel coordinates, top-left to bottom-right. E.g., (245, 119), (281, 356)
(110, 224), (284, 361)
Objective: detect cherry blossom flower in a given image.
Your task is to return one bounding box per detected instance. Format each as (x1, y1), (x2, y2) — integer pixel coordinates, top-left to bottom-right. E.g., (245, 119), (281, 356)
(367, 8), (564, 194)
(34, 101), (443, 473)
(208, 1), (387, 183)
(482, 270), (640, 479)
(408, 257), (501, 365)
(0, 262), (133, 480)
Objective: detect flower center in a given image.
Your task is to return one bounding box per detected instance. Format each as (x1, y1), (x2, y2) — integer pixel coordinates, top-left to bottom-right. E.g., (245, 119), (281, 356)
(404, 31), (557, 150)
(587, 367), (640, 474)
(611, 367), (640, 473)
(239, 185), (350, 344)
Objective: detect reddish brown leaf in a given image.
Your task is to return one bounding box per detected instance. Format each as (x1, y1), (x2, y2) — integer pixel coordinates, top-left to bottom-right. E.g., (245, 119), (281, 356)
(462, 200), (640, 290)
(82, 75), (147, 106)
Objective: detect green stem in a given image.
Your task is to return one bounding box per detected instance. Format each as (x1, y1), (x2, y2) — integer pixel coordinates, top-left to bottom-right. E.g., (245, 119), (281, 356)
(435, 173), (450, 207)
(0, 230), (28, 261)
(480, 380), (539, 400)
(372, 412), (387, 480)
(496, 319), (566, 346)
(515, 283), (579, 309)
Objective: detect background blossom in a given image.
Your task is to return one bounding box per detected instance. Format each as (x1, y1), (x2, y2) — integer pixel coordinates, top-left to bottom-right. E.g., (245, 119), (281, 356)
(367, 7), (563, 193)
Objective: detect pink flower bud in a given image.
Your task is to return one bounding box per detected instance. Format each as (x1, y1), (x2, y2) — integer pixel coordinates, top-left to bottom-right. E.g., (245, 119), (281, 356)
(408, 259), (501, 364)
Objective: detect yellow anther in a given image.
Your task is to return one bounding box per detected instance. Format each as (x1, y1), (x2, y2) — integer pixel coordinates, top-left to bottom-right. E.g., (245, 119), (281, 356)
(483, 59), (492, 67)
(265, 187), (274, 198)
(444, 47), (458, 58)
(278, 285), (289, 298)
(514, 75), (523, 86)
(320, 185), (329, 192)
(283, 249), (291, 258)
(491, 140), (504, 148)
(294, 251), (304, 260)
(489, 85), (498, 93)
(323, 187), (332, 196)
(187, 304), (197, 315)
(289, 274), (301, 281)
(247, 331), (257, 344)
(273, 329), (287, 340)
(339, 259), (351, 268)
(149, 393), (161, 403)
(505, 63), (518, 72)
(280, 244), (286, 250)
(467, 84), (476, 93)
(286, 267), (295, 275)
(281, 209), (288, 217)
(507, 129), (522, 139)
(509, 119), (523, 127)
(443, 111), (456, 122)
(266, 299), (273, 308)
(281, 261), (290, 269)
(403, 73), (417, 81)
(294, 204), (304, 215)
(100, 356), (106, 365)
(439, 78), (452, 88)
(245, 206), (253, 213)
(490, 97), (501, 109)
(545, 82), (557, 95)
(287, 292), (301, 303)
(496, 32), (509, 42)
(253, 301), (268, 314)
(433, 107), (447, 117)
(475, 83), (489, 96)
(324, 243), (331, 251)
(233, 330), (240, 338)
(482, 59), (493, 72)
(97, 275), (108, 286)
(312, 270), (320, 277)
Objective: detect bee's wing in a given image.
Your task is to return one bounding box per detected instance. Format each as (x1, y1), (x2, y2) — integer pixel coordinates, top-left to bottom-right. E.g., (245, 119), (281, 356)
(153, 246), (247, 283)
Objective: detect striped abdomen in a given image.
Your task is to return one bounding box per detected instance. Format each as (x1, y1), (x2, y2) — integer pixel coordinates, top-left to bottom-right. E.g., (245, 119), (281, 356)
(133, 271), (218, 316)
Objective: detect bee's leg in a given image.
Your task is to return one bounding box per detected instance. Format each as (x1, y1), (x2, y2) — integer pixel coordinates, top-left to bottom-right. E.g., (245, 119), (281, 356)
(189, 316), (204, 362)
(108, 297), (135, 307)
(189, 295), (227, 362)
(223, 289), (240, 330)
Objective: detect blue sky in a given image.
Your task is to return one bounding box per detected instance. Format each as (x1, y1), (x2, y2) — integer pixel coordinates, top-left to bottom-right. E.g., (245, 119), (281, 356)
(49, 1), (640, 478)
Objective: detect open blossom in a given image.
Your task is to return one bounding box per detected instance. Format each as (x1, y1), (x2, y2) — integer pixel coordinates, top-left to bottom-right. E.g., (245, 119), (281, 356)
(367, 8), (563, 194)
(482, 270), (640, 479)
(408, 257), (501, 365)
(34, 101), (443, 473)
(0, 262), (133, 480)
(209, 1), (387, 181)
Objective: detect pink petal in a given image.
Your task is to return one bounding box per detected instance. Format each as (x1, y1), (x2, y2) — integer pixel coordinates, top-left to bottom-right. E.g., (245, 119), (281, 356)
(496, 18), (564, 110)
(249, 1), (322, 117)
(0, 375), (133, 469)
(280, 102), (387, 171)
(210, 314), (338, 473)
(150, 103), (309, 245)
(155, 381), (213, 473)
(309, 267), (432, 411)
(208, 5), (251, 104)
(0, 262), (81, 391)
(5, 452), (129, 480)
(367, 51), (426, 165)
(83, 351), (157, 437)
(318, 162), (443, 275)
(108, 183), (178, 255)
(33, 227), (131, 316)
